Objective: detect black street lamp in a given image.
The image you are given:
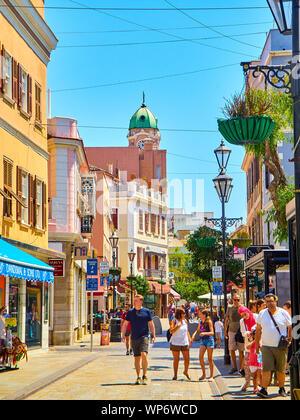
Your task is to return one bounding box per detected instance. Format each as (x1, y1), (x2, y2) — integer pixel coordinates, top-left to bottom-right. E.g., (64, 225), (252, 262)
(159, 261), (166, 318)
(109, 231), (119, 314)
(205, 143), (242, 366)
(128, 248), (136, 307)
(240, 0), (300, 399)
(214, 140), (232, 172)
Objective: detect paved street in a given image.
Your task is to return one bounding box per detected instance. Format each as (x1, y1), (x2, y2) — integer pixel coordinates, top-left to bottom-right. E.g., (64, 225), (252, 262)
(0, 321), (290, 401)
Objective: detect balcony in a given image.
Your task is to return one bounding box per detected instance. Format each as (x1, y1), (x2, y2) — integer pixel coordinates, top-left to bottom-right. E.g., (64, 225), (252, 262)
(144, 269), (166, 279)
(81, 215), (93, 237)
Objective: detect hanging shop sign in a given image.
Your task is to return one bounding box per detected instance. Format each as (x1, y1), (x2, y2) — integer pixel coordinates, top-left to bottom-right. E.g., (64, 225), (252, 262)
(48, 259), (64, 277)
(74, 243), (89, 260)
(196, 237), (217, 247)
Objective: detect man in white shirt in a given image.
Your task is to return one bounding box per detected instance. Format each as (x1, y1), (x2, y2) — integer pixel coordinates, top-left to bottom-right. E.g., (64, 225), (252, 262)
(255, 294), (292, 398)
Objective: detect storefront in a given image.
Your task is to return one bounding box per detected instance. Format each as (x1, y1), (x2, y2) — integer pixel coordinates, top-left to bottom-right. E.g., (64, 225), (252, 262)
(0, 236), (54, 349)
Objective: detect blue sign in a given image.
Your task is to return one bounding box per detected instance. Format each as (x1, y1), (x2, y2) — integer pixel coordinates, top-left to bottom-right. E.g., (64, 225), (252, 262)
(86, 277), (98, 291)
(87, 259), (98, 276)
(212, 282), (223, 296)
(100, 276), (108, 287)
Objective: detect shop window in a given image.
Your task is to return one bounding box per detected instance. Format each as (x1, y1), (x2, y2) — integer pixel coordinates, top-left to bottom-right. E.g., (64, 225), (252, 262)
(8, 278), (19, 336)
(26, 281), (42, 347)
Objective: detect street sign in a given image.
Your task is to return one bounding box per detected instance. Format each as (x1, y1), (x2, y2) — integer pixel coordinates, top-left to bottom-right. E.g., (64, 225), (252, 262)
(100, 261), (109, 274)
(48, 259), (64, 277)
(212, 266), (222, 282)
(86, 277), (98, 291)
(246, 245), (274, 261)
(87, 259), (98, 276)
(212, 282), (223, 296)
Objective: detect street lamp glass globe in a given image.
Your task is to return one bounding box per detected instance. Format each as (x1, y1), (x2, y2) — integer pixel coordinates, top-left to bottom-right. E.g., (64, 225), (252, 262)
(128, 248), (136, 262)
(213, 172), (233, 201)
(267, 0), (292, 34)
(214, 140), (231, 171)
(109, 231), (119, 249)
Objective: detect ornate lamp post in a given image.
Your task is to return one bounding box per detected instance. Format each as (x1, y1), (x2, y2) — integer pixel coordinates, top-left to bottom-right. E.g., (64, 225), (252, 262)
(128, 248), (136, 307)
(205, 143), (242, 365)
(159, 261), (166, 318)
(240, 0), (300, 398)
(109, 231), (119, 315)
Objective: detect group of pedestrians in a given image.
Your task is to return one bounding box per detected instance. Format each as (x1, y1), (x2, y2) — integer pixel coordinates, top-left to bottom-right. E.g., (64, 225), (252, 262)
(225, 293), (292, 398)
(121, 293), (292, 398)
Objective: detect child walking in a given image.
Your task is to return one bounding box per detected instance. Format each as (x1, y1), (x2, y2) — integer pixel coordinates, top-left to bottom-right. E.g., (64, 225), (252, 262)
(247, 328), (262, 394)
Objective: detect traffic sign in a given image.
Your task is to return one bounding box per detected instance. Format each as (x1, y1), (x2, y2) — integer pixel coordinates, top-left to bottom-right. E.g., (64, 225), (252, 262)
(86, 277), (98, 291)
(87, 259), (98, 276)
(100, 261), (109, 274)
(212, 266), (222, 282)
(212, 282), (223, 296)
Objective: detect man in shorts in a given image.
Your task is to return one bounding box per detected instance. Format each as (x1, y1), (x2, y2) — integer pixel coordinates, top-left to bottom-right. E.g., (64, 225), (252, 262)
(224, 294), (245, 375)
(255, 294), (292, 398)
(121, 304), (132, 355)
(121, 295), (155, 385)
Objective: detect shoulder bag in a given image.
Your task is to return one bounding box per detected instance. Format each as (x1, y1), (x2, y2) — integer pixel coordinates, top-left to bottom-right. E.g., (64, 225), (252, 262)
(268, 310), (289, 350)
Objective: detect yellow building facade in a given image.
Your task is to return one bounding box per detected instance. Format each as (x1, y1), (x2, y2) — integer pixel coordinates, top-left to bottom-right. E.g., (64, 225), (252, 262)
(0, 0), (58, 349)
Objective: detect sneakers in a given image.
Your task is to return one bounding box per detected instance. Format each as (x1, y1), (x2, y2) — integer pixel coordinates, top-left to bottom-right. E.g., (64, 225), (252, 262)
(130, 349), (133, 355)
(126, 351), (130, 356)
(278, 387), (288, 397)
(228, 368), (238, 375)
(135, 377), (142, 385)
(257, 388), (269, 398)
(239, 369), (245, 377)
(142, 375), (148, 385)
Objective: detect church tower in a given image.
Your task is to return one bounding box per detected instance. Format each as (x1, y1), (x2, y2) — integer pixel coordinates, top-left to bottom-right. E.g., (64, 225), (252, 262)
(127, 93), (161, 150)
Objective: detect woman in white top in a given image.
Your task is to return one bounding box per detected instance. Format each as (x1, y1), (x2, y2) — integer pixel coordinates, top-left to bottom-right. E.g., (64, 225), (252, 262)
(169, 307), (192, 381)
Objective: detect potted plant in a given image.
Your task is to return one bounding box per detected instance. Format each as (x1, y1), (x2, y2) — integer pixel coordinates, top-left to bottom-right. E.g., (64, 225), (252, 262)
(217, 89), (276, 145)
(231, 231), (252, 249)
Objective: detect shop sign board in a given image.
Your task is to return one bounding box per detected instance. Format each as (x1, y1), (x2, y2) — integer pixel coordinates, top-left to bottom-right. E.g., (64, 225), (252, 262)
(100, 261), (109, 274)
(48, 259), (64, 277)
(74, 243), (89, 260)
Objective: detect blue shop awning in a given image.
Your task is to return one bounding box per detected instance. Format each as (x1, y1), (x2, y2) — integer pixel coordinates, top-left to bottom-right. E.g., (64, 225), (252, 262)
(0, 237), (54, 283)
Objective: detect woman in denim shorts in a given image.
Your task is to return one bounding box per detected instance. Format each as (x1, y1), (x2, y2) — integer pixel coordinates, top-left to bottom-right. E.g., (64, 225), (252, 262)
(192, 310), (215, 381)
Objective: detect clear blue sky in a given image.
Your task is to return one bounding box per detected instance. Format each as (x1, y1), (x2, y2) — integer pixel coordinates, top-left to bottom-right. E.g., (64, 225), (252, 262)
(45, 0), (274, 226)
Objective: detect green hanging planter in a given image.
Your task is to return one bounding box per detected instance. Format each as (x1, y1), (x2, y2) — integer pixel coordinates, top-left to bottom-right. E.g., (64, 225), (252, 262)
(231, 238), (252, 249)
(217, 115), (275, 146)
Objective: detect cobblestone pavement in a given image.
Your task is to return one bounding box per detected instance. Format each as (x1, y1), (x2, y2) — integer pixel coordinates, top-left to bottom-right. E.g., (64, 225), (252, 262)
(0, 321), (291, 401)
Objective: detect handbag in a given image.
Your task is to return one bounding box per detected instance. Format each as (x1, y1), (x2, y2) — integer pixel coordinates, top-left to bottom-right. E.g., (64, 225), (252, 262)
(235, 327), (244, 344)
(268, 310), (289, 350)
(166, 329), (172, 342)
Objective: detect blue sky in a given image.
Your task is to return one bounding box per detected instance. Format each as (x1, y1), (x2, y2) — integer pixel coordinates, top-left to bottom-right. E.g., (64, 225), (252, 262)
(45, 0), (274, 226)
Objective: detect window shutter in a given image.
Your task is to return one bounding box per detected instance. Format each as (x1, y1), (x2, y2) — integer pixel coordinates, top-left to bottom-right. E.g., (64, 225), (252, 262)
(137, 247), (141, 269)
(27, 75), (32, 116)
(1, 44), (6, 94)
(12, 58), (18, 102)
(139, 210), (143, 230)
(155, 255), (158, 270)
(42, 181), (47, 229)
(151, 214), (155, 234)
(17, 64), (23, 108)
(158, 215), (160, 235)
(112, 208), (118, 229)
(143, 249), (146, 269)
(16, 166), (22, 222)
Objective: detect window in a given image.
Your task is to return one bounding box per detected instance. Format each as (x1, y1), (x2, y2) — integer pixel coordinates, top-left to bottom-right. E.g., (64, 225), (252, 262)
(35, 83), (41, 122)
(139, 210), (143, 231)
(3, 158), (13, 217)
(21, 171), (29, 224)
(21, 69), (28, 113)
(36, 179), (43, 228)
(4, 52), (12, 99)
(156, 165), (161, 179)
(151, 214), (156, 234)
(145, 212), (149, 233)
(161, 216), (166, 236)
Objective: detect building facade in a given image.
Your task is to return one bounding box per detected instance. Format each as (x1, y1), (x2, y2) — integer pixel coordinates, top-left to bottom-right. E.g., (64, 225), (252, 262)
(0, 0), (58, 349)
(47, 117), (96, 345)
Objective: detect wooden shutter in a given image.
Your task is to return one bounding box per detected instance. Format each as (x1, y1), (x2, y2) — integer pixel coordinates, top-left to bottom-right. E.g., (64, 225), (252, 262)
(155, 255), (158, 270)
(143, 249), (146, 269)
(1, 44), (6, 93)
(112, 208), (118, 229)
(161, 216), (165, 236)
(17, 64), (23, 108)
(16, 166), (22, 221)
(35, 84), (41, 123)
(12, 58), (18, 102)
(3, 159), (12, 217)
(139, 210), (143, 230)
(157, 215), (160, 235)
(27, 75), (32, 116)
(28, 175), (35, 226)
(151, 214), (156, 234)
(42, 181), (47, 229)
(137, 247), (141, 269)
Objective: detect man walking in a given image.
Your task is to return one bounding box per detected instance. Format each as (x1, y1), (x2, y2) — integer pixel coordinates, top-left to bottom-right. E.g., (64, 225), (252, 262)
(121, 295), (156, 385)
(255, 294), (292, 398)
(224, 293), (245, 375)
(121, 304), (132, 355)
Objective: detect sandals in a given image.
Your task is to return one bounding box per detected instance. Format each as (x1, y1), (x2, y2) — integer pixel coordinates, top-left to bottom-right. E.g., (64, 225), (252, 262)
(172, 375), (177, 380)
(199, 375), (206, 381)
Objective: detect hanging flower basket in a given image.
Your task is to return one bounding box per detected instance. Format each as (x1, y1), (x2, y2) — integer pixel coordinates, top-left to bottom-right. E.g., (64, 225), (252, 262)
(231, 238), (252, 249)
(109, 267), (121, 277)
(217, 115), (275, 146)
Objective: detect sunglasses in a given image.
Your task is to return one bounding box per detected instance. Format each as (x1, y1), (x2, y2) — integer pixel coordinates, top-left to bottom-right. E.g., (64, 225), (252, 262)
(233, 299), (240, 301)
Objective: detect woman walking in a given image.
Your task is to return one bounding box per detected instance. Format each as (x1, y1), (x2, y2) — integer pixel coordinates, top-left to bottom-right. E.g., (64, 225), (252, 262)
(169, 307), (192, 381)
(192, 310), (215, 381)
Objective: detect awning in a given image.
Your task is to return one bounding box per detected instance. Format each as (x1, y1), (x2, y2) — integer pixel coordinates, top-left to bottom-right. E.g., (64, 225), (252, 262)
(170, 288), (181, 300)
(0, 237), (54, 283)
